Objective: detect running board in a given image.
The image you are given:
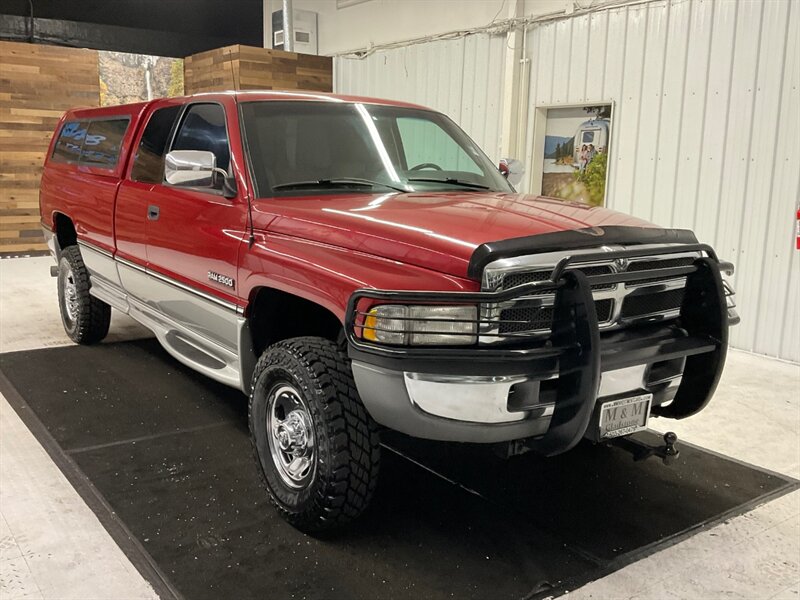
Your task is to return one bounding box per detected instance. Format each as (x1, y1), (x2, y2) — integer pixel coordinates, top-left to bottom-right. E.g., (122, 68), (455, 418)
(164, 331), (227, 370)
(89, 278), (130, 313)
(127, 298), (243, 390)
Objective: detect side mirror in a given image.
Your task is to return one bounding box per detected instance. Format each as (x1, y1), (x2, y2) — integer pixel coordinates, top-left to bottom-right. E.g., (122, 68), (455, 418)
(165, 150), (219, 188)
(499, 158), (525, 187)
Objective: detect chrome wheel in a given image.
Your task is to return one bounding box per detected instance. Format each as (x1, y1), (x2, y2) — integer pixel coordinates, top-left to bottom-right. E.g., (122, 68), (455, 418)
(266, 383), (315, 489)
(62, 263), (79, 323)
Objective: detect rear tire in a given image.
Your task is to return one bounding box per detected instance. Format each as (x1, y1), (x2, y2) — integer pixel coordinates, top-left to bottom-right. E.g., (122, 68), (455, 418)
(249, 336), (380, 532)
(57, 245), (111, 345)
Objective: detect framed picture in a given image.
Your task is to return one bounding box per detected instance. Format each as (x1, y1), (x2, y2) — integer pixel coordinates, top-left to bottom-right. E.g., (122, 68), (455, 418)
(98, 51), (184, 107)
(530, 103), (613, 207)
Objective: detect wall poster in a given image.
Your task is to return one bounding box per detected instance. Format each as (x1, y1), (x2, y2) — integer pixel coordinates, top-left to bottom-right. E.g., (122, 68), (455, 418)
(98, 51), (184, 107)
(539, 104), (612, 207)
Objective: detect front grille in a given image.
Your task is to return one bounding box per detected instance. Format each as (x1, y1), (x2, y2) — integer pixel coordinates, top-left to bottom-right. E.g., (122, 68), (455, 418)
(500, 270), (549, 289)
(498, 298), (614, 334)
(482, 247), (698, 342)
(625, 257), (695, 286)
(595, 298), (614, 322)
(502, 265), (615, 292)
(498, 305), (554, 334)
(621, 288), (685, 318)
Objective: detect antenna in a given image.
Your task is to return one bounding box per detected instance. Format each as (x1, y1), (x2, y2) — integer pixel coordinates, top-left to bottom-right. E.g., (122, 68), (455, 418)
(226, 46), (239, 91)
(225, 48), (254, 247)
(246, 183), (255, 249)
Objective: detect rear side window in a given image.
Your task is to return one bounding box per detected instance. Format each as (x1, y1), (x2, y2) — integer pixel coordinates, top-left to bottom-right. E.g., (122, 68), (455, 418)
(51, 118), (129, 168)
(80, 119), (129, 167)
(171, 104), (231, 171)
(131, 105), (181, 183)
(52, 121), (87, 163)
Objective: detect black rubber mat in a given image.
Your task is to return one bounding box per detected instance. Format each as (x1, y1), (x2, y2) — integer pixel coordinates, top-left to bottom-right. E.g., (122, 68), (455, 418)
(1, 339), (796, 600)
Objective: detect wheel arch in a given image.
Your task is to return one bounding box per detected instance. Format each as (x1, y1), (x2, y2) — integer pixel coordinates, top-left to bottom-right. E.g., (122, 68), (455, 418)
(52, 212), (77, 254)
(239, 286), (345, 392)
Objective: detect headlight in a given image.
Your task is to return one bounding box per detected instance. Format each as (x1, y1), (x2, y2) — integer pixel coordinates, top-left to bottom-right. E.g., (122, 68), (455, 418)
(362, 305), (478, 345)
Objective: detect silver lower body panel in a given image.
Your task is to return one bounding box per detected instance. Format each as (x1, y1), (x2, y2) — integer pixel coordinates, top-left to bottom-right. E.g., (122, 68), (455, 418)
(77, 241), (248, 391)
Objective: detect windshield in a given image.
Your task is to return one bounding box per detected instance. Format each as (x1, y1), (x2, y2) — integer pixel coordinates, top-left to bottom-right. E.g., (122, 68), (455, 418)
(239, 101), (513, 197)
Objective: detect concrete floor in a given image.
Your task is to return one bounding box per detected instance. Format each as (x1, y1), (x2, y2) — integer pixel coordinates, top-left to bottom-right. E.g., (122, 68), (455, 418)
(0, 256), (798, 600)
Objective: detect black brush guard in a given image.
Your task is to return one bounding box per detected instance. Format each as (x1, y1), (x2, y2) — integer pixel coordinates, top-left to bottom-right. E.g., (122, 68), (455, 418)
(345, 244), (731, 456)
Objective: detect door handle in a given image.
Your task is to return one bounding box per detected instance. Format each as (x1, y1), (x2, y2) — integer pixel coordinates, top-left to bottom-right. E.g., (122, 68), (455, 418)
(147, 205), (160, 221)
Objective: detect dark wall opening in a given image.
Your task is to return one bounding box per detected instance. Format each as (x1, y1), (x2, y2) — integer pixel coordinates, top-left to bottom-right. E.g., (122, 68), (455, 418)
(0, 0), (263, 57)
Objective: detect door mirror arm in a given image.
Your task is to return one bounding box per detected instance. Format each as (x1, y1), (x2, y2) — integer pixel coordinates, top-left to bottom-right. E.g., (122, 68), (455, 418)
(215, 169), (237, 199)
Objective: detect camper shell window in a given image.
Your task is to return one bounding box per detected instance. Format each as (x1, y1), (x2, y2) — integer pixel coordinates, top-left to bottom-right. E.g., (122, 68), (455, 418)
(51, 117), (130, 169)
(52, 121), (87, 163)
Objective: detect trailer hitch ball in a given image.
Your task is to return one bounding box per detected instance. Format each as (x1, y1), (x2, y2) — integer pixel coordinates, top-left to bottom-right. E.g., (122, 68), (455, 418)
(662, 431), (679, 465)
(608, 430), (680, 465)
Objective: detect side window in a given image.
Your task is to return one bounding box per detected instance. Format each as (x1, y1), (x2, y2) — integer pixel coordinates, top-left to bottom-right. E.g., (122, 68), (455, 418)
(52, 121), (88, 163)
(131, 105), (181, 183)
(80, 119), (129, 167)
(171, 104), (230, 172)
(396, 117), (482, 175)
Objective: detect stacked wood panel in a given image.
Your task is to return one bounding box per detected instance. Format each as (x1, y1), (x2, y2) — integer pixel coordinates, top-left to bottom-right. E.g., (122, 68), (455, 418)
(0, 41), (330, 254)
(184, 45), (332, 94)
(0, 41), (100, 254)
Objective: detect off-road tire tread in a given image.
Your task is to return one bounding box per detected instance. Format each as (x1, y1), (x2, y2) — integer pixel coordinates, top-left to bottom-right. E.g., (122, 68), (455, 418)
(59, 245), (111, 344)
(248, 336), (380, 532)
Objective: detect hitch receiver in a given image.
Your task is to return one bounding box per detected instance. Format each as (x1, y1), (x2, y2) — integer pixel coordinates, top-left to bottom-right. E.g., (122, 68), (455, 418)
(610, 431), (680, 466)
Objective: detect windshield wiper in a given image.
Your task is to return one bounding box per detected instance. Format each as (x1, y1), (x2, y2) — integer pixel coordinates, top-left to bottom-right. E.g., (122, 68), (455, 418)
(406, 177), (490, 190)
(272, 178), (408, 193)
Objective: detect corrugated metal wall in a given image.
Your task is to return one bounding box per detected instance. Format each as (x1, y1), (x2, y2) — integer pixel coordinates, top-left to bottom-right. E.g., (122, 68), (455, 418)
(523, 0), (799, 361)
(335, 33), (508, 162)
(334, 0), (799, 362)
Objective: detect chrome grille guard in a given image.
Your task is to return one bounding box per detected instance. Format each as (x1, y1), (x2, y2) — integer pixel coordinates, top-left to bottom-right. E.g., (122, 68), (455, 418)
(346, 243), (733, 455)
(345, 243), (729, 356)
(345, 242), (732, 455)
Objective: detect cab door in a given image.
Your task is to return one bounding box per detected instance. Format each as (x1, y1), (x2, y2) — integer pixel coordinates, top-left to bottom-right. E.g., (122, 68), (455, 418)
(141, 100), (248, 352)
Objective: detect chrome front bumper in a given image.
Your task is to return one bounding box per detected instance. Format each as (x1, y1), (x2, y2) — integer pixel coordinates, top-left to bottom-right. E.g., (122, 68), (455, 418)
(352, 360), (681, 444)
(351, 361), (555, 443)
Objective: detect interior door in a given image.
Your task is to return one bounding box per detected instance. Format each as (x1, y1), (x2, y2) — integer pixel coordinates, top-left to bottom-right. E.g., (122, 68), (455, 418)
(142, 102), (248, 351)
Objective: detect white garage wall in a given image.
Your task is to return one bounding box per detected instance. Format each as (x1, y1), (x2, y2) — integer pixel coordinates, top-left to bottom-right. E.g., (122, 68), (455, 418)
(334, 0), (799, 362)
(523, 0), (799, 361)
(335, 33), (508, 163)
(270, 0), (578, 56)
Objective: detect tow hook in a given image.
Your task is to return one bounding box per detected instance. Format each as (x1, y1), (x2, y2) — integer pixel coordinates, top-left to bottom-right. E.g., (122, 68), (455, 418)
(610, 431), (680, 466)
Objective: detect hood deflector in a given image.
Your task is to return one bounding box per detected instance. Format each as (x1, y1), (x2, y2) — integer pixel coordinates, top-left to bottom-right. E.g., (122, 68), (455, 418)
(467, 226), (699, 279)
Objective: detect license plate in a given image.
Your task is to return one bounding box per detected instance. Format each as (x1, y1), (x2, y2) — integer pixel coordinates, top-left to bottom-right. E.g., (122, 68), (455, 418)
(598, 393), (652, 439)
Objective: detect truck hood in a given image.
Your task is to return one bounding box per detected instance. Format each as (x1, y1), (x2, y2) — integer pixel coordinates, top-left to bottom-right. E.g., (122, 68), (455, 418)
(255, 191), (661, 280)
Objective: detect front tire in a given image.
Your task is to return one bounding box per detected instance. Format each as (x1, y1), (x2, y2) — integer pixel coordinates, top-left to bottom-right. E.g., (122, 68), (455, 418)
(57, 245), (111, 344)
(249, 337), (380, 532)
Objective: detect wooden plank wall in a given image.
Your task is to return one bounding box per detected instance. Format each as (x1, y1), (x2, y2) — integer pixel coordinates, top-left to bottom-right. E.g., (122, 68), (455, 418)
(0, 42), (329, 254)
(0, 41), (100, 254)
(184, 45), (332, 94)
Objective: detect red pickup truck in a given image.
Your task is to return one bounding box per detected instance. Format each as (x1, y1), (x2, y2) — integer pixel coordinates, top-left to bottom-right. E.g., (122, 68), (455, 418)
(40, 91), (737, 532)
